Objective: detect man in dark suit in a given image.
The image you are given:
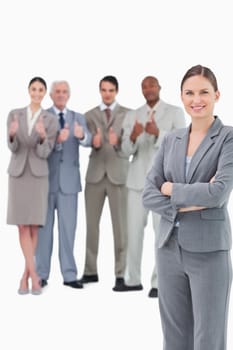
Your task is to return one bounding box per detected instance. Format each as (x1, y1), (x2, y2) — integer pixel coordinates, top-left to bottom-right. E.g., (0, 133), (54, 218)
(36, 80), (92, 289)
(79, 76), (130, 290)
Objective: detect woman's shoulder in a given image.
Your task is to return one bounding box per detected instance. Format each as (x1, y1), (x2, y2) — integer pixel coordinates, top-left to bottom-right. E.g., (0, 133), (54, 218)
(9, 106), (27, 115)
(166, 126), (187, 140)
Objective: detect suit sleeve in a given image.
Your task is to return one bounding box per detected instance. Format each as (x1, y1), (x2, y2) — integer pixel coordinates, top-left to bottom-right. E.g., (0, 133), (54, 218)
(121, 110), (141, 157)
(7, 111), (19, 153)
(171, 129), (233, 208)
(76, 113), (92, 147)
(142, 135), (178, 223)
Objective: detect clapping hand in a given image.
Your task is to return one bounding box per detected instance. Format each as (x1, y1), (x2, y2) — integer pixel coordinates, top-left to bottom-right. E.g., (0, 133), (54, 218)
(130, 119), (144, 143)
(108, 127), (118, 146)
(57, 123), (70, 143)
(145, 115), (159, 136)
(93, 127), (102, 148)
(9, 115), (19, 138)
(35, 116), (46, 142)
(74, 121), (84, 139)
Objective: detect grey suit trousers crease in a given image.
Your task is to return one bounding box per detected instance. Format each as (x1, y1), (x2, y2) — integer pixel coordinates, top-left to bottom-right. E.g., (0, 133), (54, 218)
(157, 228), (232, 350)
(125, 189), (160, 287)
(36, 191), (78, 282)
(84, 176), (127, 277)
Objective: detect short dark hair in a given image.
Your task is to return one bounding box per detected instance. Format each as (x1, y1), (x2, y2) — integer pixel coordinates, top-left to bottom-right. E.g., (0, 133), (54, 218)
(99, 75), (119, 91)
(28, 76), (47, 90)
(181, 65), (218, 92)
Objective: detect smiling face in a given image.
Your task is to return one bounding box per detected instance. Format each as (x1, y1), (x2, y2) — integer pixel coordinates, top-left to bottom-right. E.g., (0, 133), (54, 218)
(181, 75), (220, 121)
(50, 81), (70, 110)
(28, 81), (47, 106)
(99, 81), (118, 106)
(141, 77), (161, 107)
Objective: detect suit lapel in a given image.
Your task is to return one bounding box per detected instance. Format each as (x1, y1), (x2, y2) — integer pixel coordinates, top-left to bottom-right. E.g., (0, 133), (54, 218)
(18, 108), (29, 142)
(186, 117), (223, 183)
(153, 100), (168, 124)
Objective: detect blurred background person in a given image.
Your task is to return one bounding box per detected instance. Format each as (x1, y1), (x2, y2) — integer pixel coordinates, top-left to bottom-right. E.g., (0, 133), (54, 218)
(79, 76), (130, 291)
(119, 76), (185, 297)
(7, 77), (58, 295)
(36, 80), (92, 289)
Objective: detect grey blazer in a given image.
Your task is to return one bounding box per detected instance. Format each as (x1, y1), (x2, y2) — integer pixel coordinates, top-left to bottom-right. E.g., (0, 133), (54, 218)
(142, 117), (233, 252)
(46, 107), (92, 194)
(7, 107), (58, 177)
(85, 104), (130, 185)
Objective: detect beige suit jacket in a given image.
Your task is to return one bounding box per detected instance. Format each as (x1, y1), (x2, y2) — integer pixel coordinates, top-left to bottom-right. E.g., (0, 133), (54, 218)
(7, 107), (58, 177)
(85, 104), (130, 185)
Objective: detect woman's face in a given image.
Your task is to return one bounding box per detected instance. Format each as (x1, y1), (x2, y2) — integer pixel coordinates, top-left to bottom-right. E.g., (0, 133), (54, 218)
(28, 81), (46, 105)
(181, 75), (220, 120)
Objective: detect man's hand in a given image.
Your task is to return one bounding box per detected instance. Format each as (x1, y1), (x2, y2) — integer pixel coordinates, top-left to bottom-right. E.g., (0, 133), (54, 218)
(145, 115), (159, 137)
(130, 119), (144, 143)
(93, 127), (102, 148)
(74, 121), (84, 139)
(108, 127), (118, 146)
(57, 123), (70, 143)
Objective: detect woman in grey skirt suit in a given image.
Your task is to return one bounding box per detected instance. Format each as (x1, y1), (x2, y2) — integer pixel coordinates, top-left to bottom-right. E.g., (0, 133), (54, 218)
(7, 77), (58, 295)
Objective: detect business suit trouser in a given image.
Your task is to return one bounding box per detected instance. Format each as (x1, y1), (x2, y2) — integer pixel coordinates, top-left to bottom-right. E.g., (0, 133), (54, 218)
(84, 176), (127, 277)
(36, 191), (78, 282)
(125, 189), (160, 287)
(157, 228), (232, 350)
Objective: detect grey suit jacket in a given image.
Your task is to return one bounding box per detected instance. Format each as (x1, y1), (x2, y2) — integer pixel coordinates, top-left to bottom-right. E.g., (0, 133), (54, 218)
(7, 107), (58, 177)
(121, 100), (186, 191)
(142, 117), (233, 252)
(47, 107), (92, 194)
(85, 103), (130, 185)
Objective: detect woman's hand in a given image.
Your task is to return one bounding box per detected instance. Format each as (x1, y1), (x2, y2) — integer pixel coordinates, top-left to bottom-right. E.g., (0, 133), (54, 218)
(9, 115), (19, 138)
(161, 181), (173, 196)
(35, 116), (46, 142)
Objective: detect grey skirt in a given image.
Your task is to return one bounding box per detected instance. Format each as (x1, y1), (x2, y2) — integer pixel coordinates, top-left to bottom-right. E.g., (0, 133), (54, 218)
(7, 162), (48, 226)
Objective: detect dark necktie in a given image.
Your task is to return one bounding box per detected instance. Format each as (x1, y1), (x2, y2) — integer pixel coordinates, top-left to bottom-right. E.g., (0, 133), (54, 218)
(104, 108), (111, 122)
(58, 112), (65, 129)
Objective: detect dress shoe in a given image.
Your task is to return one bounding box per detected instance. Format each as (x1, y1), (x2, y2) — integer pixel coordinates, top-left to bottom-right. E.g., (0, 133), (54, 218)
(112, 277), (125, 291)
(31, 288), (42, 295)
(79, 274), (99, 284)
(63, 280), (84, 289)
(40, 279), (48, 288)
(18, 278), (29, 295)
(148, 287), (158, 298)
(18, 288), (29, 295)
(113, 281), (143, 292)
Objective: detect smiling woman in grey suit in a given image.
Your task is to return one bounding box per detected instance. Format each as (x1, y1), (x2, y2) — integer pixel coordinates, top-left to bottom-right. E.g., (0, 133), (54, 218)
(7, 77), (58, 295)
(142, 65), (233, 350)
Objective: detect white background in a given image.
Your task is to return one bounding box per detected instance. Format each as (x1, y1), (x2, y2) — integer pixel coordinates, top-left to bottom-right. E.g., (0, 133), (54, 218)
(0, 1), (233, 349)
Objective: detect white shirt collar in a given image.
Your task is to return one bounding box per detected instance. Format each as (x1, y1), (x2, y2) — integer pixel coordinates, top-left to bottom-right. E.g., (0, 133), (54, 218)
(100, 101), (117, 111)
(146, 99), (161, 114)
(53, 106), (67, 116)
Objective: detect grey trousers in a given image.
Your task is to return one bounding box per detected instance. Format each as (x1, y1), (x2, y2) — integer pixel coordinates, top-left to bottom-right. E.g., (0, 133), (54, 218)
(157, 228), (232, 350)
(36, 192), (78, 282)
(125, 189), (160, 287)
